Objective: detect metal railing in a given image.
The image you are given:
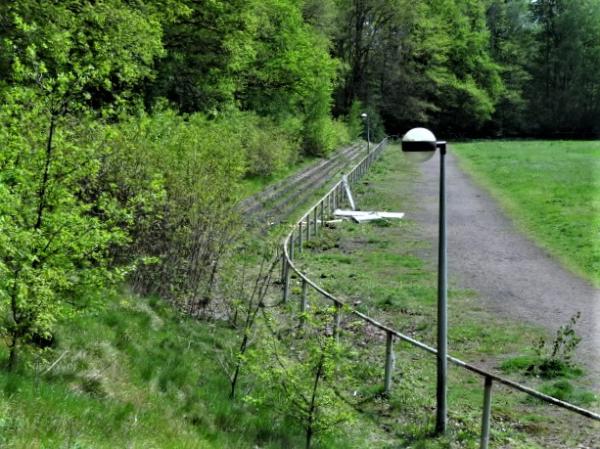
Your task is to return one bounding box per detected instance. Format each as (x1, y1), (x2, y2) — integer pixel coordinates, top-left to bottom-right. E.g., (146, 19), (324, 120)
(279, 137), (600, 449)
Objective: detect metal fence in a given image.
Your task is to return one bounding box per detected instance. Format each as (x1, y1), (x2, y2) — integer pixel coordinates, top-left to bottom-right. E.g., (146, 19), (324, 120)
(279, 137), (600, 449)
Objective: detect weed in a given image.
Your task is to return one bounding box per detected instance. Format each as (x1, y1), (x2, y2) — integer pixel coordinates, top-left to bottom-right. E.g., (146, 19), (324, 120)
(501, 313), (584, 380)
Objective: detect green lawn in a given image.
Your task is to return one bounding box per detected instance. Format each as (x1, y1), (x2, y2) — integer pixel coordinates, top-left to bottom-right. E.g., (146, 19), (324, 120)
(452, 141), (600, 286)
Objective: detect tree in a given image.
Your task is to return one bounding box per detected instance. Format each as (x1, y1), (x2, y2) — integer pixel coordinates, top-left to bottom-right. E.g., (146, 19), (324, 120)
(527, 0), (600, 136)
(484, 0), (535, 135)
(247, 304), (354, 449)
(0, 0), (166, 369)
(332, 0), (503, 135)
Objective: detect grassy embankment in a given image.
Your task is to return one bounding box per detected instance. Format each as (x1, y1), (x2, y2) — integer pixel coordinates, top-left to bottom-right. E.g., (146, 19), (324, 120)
(452, 141), (600, 287)
(293, 145), (598, 448)
(0, 288), (383, 449)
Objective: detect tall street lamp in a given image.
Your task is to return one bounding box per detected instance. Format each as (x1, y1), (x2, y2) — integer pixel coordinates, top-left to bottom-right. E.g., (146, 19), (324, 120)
(401, 127), (448, 434)
(361, 112), (370, 153)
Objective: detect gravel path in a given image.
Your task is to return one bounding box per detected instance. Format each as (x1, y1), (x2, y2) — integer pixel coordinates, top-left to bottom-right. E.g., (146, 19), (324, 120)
(411, 150), (600, 389)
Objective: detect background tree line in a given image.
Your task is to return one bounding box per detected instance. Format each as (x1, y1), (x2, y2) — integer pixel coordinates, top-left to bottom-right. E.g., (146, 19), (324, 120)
(1, 0), (599, 366)
(330, 0), (600, 138)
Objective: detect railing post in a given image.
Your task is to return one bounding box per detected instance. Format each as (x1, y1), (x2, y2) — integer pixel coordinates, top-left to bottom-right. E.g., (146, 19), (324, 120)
(300, 279), (308, 329)
(283, 259), (290, 303)
(333, 302), (342, 343)
(480, 376), (493, 449)
(290, 233), (295, 260)
(332, 188), (337, 211)
(305, 214), (310, 241)
(280, 249), (286, 283)
(298, 222), (303, 253)
(384, 331), (395, 395)
(320, 201), (324, 229)
(313, 207), (318, 236)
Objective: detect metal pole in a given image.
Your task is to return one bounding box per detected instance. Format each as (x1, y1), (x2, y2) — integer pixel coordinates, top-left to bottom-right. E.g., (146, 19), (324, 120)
(333, 187), (337, 210)
(298, 222), (303, 253)
(290, 233), (295, 260)
(436, 142), (448, 434)
(300, 279), (308, 330)
(367, 118), (371, 153)
(333, 302), (342, 343)
(305, 214), (310, 241)
(313, 208), (317, 236)
(283, 259), (290, 303)
(280, 250), (286, 283)
(320, 201), (324, 229)
(480, 376), (493, 449)
(384, 331), (395, 395)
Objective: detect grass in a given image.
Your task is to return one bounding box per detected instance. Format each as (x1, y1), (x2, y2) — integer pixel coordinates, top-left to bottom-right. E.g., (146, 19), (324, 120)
(0, 292), (372, 449)
(291, 145), (599, 448)
(452, 140), (600, 286)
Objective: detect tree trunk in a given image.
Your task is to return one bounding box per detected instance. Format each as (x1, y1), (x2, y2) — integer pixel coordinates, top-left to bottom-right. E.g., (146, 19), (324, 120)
(306, 354), (325, 449)
(8, 333), (18, 372)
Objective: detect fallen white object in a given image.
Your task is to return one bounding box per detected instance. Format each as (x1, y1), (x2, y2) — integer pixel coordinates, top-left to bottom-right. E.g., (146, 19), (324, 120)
(333, 209), (404, 223)
(341, 175), (356, 211)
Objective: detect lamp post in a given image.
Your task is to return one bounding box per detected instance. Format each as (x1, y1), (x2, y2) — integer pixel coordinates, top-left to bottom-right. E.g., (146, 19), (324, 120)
(361, 112), (370, 153)
(401, 127), (448, 434)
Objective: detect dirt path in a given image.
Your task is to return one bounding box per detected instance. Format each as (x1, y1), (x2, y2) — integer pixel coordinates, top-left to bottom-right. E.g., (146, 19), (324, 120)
(411, 151), (600, 390)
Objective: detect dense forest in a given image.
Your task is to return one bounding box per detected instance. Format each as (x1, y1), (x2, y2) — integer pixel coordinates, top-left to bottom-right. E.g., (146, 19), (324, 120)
(1, 0), (600, 368)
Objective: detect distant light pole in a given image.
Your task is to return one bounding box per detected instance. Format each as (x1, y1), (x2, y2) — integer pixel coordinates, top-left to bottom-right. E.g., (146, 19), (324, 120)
(401, 127), (448, 435)
(361, 112), (370, 153)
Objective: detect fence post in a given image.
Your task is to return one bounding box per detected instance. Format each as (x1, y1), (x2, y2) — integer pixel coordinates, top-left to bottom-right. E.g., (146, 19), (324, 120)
(298, 222), (303, 253)
(384, 331), (395, 395)
(313, 207), (318, 236)
(305, 214), (310, 241)
(300, 279), (308, 329)
(331, 191), (335, 212)
(333, 302), (342, 343)
(283, 259), (290, 303)
(480, 376), (493, 449)
(290, 233), (295, 260)
(320, 201), (324, 229)
(280, 249), (286, 283)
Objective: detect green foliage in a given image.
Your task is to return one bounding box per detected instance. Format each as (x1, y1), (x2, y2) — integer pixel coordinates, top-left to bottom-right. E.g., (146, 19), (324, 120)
(234, 112), (298, 177)
(246, 306), (355, 449)
(0, 94), (129, 369)
(102, 109), (247, 306)
(485, 0), (535, 135)
(0, 0), (166, 115)
(345, 100), (364, 141)
(151, 0), (341, 155)
(527, 0), (600, 135)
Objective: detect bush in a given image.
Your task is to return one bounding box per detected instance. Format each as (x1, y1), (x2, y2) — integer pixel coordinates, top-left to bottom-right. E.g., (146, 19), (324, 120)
(100, 109), (247, 309)
(232, 112), (298, 177)
(303, 116), (352, 157)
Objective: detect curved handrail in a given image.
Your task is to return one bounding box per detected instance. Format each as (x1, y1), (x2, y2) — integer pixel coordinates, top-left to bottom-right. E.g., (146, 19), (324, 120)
(279, 137), (600, 440)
